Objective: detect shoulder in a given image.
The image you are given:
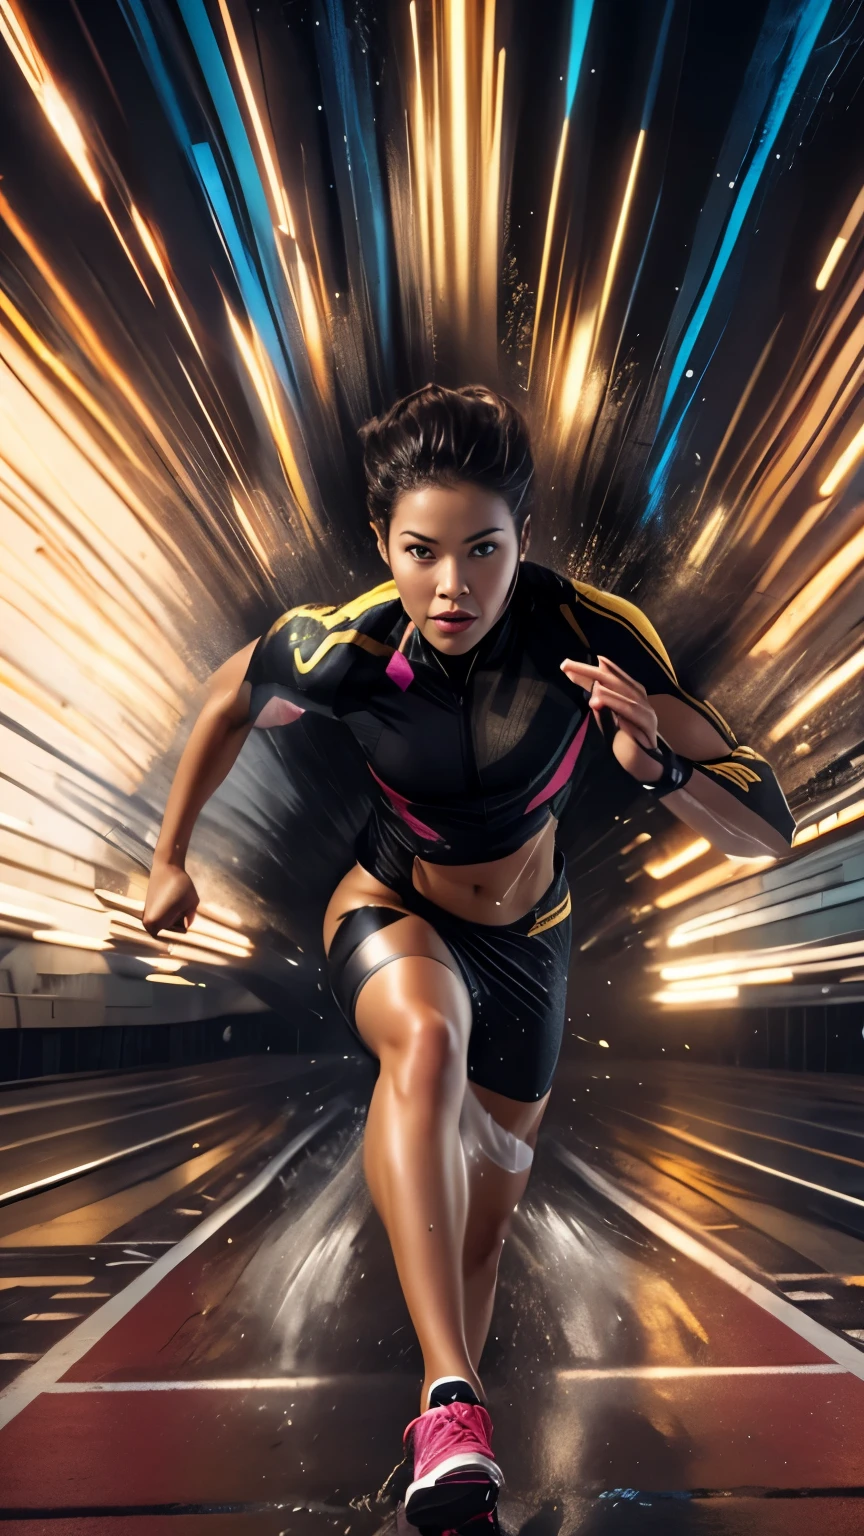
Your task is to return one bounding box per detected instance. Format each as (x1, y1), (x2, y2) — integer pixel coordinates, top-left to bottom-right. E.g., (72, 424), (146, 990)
(517, 561), (674, 670)
(267, 577), (401, 648)
(250, 578), (402, 710)
(569, 577), (677, 679)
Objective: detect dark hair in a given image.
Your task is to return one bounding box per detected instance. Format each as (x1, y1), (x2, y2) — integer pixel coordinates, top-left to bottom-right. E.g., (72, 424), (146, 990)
(358, 383), (535, 536)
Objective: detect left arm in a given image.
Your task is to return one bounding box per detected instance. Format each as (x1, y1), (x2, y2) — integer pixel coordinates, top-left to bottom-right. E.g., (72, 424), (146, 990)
(561, 654), (795, 858)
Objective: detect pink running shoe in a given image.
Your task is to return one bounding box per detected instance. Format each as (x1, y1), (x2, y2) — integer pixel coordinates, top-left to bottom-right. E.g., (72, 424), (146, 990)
(403, 1401), (502, 1531)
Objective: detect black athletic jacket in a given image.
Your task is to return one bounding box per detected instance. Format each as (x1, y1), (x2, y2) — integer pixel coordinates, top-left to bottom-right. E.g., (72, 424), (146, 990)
(243, 561), (795, 870)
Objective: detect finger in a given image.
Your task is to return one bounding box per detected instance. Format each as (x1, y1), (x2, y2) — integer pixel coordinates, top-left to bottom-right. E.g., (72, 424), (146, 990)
(590, 682), (654, 721)
(591, 686), (657, 747)
(561, 658), (603, 680)
(594, 655), (647, 699)
(155, 903), (194, 936)
(562, 657), (646, 704)
(595, 653), (647, 692)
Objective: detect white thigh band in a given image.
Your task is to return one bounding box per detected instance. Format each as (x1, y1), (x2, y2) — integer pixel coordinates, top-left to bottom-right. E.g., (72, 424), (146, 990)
(459, 1086), (534, 1175)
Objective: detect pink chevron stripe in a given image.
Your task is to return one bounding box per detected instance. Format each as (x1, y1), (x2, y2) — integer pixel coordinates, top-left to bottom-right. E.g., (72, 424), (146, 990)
(524, 713), (590, 813)
(385, 650), (414, 690)
(368, 766), (443, 842)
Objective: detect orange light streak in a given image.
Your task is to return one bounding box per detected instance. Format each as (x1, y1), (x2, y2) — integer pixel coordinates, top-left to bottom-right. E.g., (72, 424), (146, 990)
(752, 512), (864, 656)
(769, 643), (864, 741)
(527, 116), (569, 389)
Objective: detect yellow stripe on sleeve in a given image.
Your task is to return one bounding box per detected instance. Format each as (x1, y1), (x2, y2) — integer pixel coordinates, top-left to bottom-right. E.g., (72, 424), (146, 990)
(269, 579), (399, 638)
(293, 629), (393, 673)
(571, 580), (736, 742)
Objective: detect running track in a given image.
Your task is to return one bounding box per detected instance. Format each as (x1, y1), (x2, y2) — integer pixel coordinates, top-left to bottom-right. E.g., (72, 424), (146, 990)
(1, 1055), (864, 1532)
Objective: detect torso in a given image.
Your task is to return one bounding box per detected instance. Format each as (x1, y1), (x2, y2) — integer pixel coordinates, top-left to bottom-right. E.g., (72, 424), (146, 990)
(247, 561), (732, 952)
(323, 816), (557, 952)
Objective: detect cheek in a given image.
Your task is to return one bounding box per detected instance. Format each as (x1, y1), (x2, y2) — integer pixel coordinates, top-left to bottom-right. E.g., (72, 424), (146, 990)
(392, 554), (433, 610)
(478, 554), (518, 600)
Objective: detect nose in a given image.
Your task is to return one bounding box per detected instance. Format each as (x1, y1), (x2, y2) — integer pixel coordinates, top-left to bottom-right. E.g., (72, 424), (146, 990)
(436, 556), (470, 601)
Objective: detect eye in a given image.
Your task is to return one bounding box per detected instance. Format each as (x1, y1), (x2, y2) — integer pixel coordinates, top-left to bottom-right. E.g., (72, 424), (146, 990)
(470, 541), (498, 557)
(406, 543), (435, 561)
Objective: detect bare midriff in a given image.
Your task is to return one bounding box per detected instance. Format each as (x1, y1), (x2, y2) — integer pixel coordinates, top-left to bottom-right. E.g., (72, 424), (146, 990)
(323, 817), (557, 949)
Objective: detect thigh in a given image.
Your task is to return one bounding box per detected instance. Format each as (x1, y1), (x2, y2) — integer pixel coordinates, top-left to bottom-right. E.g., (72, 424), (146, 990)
(323, 861), (406, 952)
(354, 932), (473, 1059)
(324, 863), (473, 1061)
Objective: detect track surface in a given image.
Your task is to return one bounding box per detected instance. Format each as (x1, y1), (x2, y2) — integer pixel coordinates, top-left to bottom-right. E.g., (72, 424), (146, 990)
(2, 1053), (864, 1532)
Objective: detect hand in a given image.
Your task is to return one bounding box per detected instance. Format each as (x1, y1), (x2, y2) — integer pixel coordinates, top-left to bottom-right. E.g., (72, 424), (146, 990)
(142, 860), (200, 938)
(560, 654), (663, 783)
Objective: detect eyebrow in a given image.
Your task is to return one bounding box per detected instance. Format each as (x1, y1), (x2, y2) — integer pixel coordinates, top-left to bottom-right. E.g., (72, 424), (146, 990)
(400, 526), (504, 544)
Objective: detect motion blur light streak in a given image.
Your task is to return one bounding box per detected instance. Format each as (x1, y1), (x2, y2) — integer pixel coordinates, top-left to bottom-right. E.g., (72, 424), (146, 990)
(654, 985), (740, 1005)
(653, 856), (774, 909)
(644, 837), (711, 880)
(815, 184), (864, 290)
(0, 0), (861, 1031)
(769, 644), (864, 742)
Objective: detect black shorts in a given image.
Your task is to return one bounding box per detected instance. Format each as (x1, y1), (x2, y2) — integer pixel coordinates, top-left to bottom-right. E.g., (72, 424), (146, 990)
(326, 832), (572, 1102)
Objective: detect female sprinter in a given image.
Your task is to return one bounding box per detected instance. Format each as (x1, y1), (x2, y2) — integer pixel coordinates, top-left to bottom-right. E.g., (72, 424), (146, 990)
(143, 384), (794, 1534)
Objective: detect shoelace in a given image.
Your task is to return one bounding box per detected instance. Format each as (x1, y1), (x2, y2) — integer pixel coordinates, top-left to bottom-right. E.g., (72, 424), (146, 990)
(407, 1402), (493, 1460)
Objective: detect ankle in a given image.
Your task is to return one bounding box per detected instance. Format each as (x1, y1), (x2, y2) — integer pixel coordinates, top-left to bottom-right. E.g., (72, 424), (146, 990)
(421, 1370), (485, 1411)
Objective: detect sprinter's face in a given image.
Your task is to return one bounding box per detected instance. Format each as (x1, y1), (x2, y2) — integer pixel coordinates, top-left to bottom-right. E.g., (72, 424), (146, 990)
(376, 482), (530, 654)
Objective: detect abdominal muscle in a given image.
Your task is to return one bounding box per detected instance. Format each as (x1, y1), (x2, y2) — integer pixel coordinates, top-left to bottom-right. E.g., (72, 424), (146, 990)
(322, 816), (557, 951)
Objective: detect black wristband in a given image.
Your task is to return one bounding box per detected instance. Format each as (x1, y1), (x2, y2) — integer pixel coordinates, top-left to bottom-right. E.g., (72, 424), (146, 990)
(639, 738), (694, 797)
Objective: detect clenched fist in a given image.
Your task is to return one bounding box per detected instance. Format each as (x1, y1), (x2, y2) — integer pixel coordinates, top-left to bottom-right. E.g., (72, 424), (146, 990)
(142, 860), (200, 938)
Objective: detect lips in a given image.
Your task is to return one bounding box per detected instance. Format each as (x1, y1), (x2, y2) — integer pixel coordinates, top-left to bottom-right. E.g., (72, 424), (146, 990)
(430, 609), (477, 634)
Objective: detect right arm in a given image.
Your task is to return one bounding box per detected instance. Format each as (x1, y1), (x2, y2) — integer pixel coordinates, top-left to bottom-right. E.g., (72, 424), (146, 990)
(143, 589), (393, 936)
(142, 639), (259, 937)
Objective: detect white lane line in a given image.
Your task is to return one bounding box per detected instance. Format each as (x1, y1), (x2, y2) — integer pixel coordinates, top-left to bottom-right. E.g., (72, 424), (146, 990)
(0, 1354), (38, 1362)
(662, 1089), (864, 1145)
(48, 1376), (333, 1392)
(783, 1291), (834, 1301)
(0, 1072), (206, 1119)
(556, 1364), (845, 1380)
(43, 1363), (849, 1393)
(0, 1101), (348, 1431)
(616, 1112), (864, 1211)
(0, 1059), (328, 1122)
(0, 1110), (237, 1205)
(555, 1146), (864, 1383)
(650, 1104), (864, 1171)
(774, 1273), (834, 1281)
(845, 1330), (864, 1341)
(0, 1088), (235, 1155)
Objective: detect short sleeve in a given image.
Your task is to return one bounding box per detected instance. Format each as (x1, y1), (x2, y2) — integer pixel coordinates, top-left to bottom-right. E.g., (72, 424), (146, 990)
(244, 583), (399, 728)
(570, 578), (737, 746)
(569, 578), (795, 844)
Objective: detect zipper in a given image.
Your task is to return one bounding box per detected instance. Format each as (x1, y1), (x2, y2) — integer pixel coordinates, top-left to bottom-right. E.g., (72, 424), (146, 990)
(430, 645), (483, 795)
(457, 652), (482, 796)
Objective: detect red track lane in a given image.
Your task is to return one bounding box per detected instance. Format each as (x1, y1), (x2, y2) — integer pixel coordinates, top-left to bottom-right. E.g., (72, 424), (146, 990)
(2, 1190), (864, 1522)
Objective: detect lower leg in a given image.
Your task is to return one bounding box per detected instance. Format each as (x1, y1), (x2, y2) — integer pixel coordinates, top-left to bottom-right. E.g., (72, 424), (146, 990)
(459, 1089), (546, 1372)
(362, 1011), (482, 1409)
(463, 1246), (502, 1371)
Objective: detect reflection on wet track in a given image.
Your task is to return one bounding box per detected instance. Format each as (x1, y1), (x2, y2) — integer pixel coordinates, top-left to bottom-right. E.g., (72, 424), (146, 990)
(2, 1054), (864, 1532)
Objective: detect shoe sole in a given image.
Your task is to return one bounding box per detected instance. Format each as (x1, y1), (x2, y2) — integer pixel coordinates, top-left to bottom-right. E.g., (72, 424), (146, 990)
(404, 1458), (501, 1532)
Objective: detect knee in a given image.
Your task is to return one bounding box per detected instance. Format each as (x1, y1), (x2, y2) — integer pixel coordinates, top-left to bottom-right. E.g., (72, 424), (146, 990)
(388, 1008), (466, 1102)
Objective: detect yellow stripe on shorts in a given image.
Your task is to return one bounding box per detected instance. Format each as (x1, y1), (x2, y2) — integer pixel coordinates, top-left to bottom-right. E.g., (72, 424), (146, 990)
(527, 889), (572, 937)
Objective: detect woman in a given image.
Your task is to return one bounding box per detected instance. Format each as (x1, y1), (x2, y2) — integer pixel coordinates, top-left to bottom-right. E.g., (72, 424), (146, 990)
(143, 384), (794, 1534)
